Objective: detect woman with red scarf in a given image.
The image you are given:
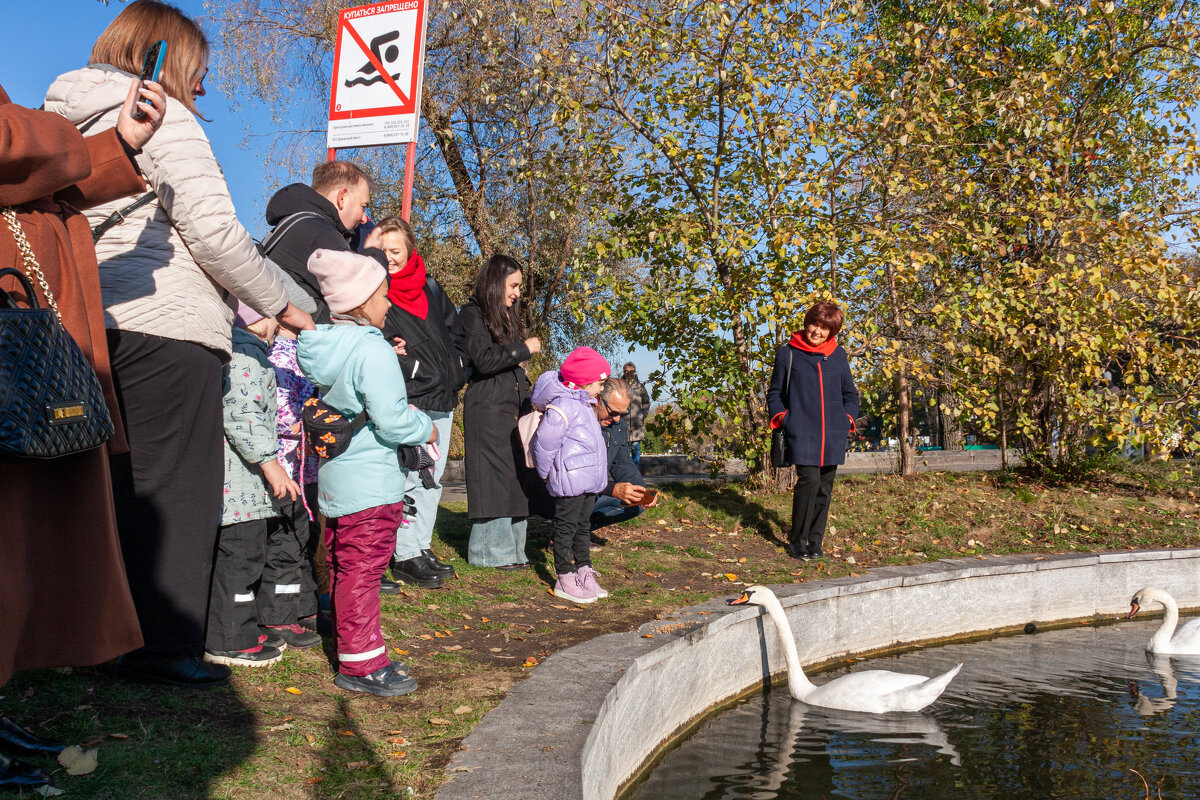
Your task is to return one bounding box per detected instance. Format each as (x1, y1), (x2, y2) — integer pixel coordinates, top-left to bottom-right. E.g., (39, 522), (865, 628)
(766, 301), (860, 560)
(377, 217), (466, 588)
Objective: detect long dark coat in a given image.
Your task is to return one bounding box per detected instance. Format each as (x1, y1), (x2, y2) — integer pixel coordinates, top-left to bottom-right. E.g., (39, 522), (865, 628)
(454, 298), (535, 519)
(766, 341), (860, 467)
(0, 85), (144, 685)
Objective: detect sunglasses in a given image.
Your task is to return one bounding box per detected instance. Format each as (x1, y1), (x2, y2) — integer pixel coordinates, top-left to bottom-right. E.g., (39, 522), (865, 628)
(600, 397), (628, 420)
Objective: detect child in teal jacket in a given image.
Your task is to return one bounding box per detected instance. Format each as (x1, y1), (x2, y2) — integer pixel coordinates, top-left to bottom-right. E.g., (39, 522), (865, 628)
(297, 249), (434, 697)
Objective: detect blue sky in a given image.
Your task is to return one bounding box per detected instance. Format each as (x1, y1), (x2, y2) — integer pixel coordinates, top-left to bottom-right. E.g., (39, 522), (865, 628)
(0, 0), (287, 238)
(0, 0), (671, 397)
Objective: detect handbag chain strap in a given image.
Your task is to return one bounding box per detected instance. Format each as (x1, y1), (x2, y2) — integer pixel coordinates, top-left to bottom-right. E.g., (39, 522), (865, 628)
(3, 207), (62, 324)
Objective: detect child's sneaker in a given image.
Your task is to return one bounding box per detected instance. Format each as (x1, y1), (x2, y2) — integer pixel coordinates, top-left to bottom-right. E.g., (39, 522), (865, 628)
(262, 623), (322, 650)
(334, 663), (417, 697)
(553, 571), (597, 604)
(577, 565), (609, 599)
(204, 643), (283, 667)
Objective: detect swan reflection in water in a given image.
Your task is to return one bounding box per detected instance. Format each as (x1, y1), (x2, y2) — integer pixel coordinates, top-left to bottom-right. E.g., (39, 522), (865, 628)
(1128, 652), (1200, 716)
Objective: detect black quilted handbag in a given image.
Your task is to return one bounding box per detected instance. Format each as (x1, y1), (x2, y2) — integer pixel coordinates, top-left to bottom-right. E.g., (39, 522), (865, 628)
(0, 208), (114, 458)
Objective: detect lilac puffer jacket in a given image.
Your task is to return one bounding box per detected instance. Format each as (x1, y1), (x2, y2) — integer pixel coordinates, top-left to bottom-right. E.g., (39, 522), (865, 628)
(530, 371), (607, 498)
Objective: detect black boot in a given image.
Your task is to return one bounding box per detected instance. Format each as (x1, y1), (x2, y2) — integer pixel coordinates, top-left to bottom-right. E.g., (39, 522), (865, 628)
(0, 717), (64, 758)
(421, 549), (456, 577)
(391, 556), (445, 589)
(0, 752), (48, 791)
(379, 575), (401, 595)
(112, 652), (232, 688)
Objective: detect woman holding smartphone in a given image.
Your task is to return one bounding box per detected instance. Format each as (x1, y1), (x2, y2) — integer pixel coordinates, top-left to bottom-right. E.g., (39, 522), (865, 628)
(43, 0), (313, 688)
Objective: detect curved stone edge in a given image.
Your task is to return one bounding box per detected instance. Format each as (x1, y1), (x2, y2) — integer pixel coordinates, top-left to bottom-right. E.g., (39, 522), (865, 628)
(435, 549), (1200, 800)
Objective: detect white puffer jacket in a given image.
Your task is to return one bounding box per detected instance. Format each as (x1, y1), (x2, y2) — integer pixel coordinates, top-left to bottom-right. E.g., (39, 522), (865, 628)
(44, 65), (287, 357)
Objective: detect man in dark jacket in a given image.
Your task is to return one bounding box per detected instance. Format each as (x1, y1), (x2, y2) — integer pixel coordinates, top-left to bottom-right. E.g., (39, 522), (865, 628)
(263, 161), (386, 324)
(590, 378), (656, 532)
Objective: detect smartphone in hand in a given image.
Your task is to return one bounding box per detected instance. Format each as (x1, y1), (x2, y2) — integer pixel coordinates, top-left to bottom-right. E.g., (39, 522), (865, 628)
(131, 39), (167, 121)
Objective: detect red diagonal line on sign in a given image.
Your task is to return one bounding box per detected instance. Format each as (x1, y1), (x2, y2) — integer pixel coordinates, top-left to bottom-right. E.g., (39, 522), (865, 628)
(342, 17), (410, 107)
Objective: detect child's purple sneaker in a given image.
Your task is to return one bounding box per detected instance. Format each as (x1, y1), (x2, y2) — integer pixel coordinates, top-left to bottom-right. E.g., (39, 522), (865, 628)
(577, 565), (609, 599)
(553, 571), (597, 604)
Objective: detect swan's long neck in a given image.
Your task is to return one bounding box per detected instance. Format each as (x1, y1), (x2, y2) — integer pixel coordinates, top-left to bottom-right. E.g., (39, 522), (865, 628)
(761, 594), (816, 699)
(1152, 592), (1181, 649)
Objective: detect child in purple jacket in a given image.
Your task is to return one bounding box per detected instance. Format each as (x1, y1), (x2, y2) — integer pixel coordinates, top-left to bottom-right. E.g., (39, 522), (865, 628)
(531, 347), (611, 604)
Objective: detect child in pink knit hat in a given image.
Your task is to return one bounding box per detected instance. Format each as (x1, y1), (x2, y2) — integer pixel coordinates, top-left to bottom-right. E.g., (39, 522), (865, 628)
(529, 347), (612, 603)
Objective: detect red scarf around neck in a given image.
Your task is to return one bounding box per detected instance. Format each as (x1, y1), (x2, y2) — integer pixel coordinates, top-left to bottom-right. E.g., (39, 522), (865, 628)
(788, 331), (838, 356)
(386, 252), (428, 320)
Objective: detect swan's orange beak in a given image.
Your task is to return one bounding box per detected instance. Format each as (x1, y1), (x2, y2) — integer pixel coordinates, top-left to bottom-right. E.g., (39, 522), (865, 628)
(1129, 602), (1140, 619)
(728, 591), (751, 606)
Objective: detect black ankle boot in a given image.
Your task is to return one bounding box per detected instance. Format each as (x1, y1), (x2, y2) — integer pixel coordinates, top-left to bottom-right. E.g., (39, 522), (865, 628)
(0, 717), (64, 758)
(0, 752), (48, 791)
(421, 549), (456, 577)
(392, 556), (445, 588)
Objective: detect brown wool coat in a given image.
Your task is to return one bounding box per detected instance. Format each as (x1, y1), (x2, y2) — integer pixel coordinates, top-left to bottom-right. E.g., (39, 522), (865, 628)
(0, 85), (144, 685)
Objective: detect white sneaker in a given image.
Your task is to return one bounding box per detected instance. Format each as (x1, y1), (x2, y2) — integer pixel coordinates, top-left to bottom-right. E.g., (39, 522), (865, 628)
(553, 571), (597, 604)
(578, 565), (609, 598)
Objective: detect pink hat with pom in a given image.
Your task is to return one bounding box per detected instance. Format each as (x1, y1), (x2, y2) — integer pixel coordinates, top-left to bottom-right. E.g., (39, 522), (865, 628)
(307, 248), (387, 314)
(560, 346), (610, 388)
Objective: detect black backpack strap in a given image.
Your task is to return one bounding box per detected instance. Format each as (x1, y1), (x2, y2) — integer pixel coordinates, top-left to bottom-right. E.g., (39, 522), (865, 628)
(92, 191), (157, 242)
(259, 211), (326, 255)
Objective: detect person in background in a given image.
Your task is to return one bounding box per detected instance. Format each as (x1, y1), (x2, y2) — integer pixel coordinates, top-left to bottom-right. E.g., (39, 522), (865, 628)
(766, 301), (860, 560)
(531, 347), (611, 604)
(0, 68), (164, 791)
(455, 255), (541, 569)
(622, 362), (652, 466)
(44, 0), (313, 688)
(264, 160), (386, 324)
(376, 216), (464, 589)
(297, 249), (434, 696)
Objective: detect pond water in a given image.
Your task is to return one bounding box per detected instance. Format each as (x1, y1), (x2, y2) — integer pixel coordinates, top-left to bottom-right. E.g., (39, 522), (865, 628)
(626, 618), (1200, 800)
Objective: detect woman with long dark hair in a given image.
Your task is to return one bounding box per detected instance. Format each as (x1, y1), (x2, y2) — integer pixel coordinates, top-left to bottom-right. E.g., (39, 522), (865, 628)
(766, 301), (860, 560)
(454, 255), (541, 568)
(43, 0), (312, 687)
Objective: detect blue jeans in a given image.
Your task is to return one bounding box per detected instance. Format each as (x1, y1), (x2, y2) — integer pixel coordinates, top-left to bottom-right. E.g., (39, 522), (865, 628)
(467, 517), (528, 567)
(590, 494), (642, 531)
(630, 440), (642, 466)
(395, 410), (454, 561)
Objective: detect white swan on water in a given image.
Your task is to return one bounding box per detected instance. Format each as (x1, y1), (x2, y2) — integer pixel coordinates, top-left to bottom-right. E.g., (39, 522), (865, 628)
(729, 585), (962, 713)
(1128, 586), (1200, 655)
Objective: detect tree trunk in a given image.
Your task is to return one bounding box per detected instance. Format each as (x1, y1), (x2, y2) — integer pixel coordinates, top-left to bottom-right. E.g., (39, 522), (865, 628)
(998, 377), (1008, 469)
(937, 388), (964, 450)
(896, 369), (916, 475)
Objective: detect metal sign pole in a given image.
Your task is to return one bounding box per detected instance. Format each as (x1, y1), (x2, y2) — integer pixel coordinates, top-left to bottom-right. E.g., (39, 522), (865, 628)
(401, 141), (415, 222)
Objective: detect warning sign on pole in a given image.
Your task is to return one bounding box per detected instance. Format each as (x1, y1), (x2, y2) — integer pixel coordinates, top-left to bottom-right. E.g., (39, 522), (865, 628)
(327, 0), (428, 149)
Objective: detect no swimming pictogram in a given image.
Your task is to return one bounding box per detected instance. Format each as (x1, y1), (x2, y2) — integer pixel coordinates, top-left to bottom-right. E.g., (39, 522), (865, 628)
(327, 0), (429, 148)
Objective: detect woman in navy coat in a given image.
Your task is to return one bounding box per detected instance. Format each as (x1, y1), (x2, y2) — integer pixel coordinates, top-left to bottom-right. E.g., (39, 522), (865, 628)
(766, 302), (860, 559)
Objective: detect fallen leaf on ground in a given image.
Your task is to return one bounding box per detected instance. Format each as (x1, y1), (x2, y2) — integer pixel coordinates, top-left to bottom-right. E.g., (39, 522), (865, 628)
(34, 786), (64, 797)
(389, 751), (407, 758)
(107, 733), (129, 740)
(284, 687), (302, 695)
(304, 734), (316, 745)
(550, 605), (568, 610)
(489, 647), (502, 652)
(453, 706), (473, 715)
(305, 777), (323, 786)
(338, 730), (355, 736)
(442, 645), (462, 651)
(523, 657), (539, 667)
(268, 722), (294, 732)
(419, 634), (433, 640)
(429, 718), (452, 726)
(393, 648), (408, 656)
(724, 573), (737, 581)
(481, 617), (490, 623)
(387, 737), (408, 745)
(642, 634), (655, 639)
(57, 746), (98, 776)
(346, 761), (368, 769)
(434, 632), (446, 638)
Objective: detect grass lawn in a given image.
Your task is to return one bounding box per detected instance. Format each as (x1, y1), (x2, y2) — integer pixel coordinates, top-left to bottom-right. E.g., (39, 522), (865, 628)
(4, 460), (1198, 798)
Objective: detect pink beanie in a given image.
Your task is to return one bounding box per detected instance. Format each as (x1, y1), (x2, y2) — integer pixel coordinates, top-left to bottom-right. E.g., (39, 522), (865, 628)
(234, 300), (265, 329)
(307, 248), (387, 314)
(560, 346), (610, 388)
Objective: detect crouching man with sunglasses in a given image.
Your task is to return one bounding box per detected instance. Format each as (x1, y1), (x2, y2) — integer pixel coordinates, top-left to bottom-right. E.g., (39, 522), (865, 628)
(589, 378), (658, 532)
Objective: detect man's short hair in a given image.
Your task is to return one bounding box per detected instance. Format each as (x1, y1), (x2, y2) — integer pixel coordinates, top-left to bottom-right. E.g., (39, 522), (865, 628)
(311, 160), (376, 196)
(599, 377), (630, 403)
(623, 362), (636, 372)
